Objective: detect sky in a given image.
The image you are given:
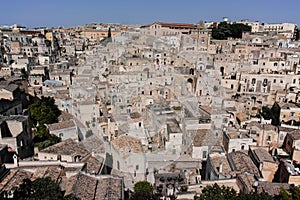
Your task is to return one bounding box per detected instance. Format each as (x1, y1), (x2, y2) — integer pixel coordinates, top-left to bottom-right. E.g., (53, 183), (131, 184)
(1, 0), (300, 28)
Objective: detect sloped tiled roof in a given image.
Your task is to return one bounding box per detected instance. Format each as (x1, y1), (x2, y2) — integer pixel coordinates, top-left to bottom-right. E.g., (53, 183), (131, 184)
(228, 151), (261, 178)
(47, 120), (76, 131)
(40, 139), (89, 157)
(0, 169), (31, 192)
(209, 153), (232, 177)
(65, 173), (97, 200)
(79, 134), (105, 154)
(65, 172), (123, 200)
(190, 129), (219, 146)
(253, 148), (275, 163)
(112, 135), (143, 153)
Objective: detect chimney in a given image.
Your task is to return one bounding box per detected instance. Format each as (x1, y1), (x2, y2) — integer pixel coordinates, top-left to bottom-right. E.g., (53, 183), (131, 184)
(219, 163), (223, 174)
(13, 154), (19, 167)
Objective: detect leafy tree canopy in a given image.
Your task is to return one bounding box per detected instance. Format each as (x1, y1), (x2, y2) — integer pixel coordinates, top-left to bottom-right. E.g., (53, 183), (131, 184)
(195, 183), (237, 200)
(29, 96), (62, 150)
(132, 181), (154, 200)
(8, 177), (80, 200)
(212, 22), (252, 40)
(29, 96), (61, 126)
(260, 103), (280, 126)
(275, 185), (300, 200)
(194, 183), (272, 200)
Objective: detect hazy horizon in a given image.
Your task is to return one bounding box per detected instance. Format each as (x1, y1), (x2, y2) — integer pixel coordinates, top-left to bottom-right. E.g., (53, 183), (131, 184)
(1, 0), (299, 28)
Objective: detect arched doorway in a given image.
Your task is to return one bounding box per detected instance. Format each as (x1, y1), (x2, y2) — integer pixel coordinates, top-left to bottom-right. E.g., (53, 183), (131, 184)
(220, 67), (224, 76)
(187, 78), (193, 93)
(190, 68), (194, 75)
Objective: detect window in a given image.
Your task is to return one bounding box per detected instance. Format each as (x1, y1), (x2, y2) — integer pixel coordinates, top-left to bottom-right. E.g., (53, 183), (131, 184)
(263, 78), (268, 86)
(202, 151), (207, 158)
(273, 79), (276, 83)
(280, 133), (284, 141)
(251, 78), (256, 84)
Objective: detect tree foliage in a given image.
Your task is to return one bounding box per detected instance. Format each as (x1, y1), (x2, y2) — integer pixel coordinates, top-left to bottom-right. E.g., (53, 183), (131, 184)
(212, 22), (252, 40)
(260, 103), (280, 126)
(29, 96), (62, 150)
(195, 183), (237, 200)
(132, 181), (154, 200)
(9, 177), (80, 200)
(236, 191), (273, 200)
(34, 128), (62, 151)
(275, 185), (300, 200)
(29, 96), (61, 126)
(194, 183), (272, 200)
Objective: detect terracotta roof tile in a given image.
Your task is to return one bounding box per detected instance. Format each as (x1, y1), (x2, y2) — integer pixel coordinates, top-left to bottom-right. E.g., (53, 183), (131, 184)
(41, 139), (89, 158)
(47, 120), (76, 131)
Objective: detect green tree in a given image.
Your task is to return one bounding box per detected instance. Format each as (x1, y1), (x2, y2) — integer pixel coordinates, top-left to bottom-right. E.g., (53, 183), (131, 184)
(194, 184), (273, 200)
(212, 22), (251, 40)
(195, 183), (237, 200)
(132, 181), (154, 200)
(29, 96), (61, 126)
(29, 96), (62, 150)
(34, 131), (61, 151)
(230, 23), (252, 38)
(260, 103), (280, 126)
(236, 191), (273, 200)
(11, 177), (80, 200)
(212, 22), (232, 40)
(275, 185), (300, 200)
(276, 187), (293, 200)
(289, 185), (300, 200)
